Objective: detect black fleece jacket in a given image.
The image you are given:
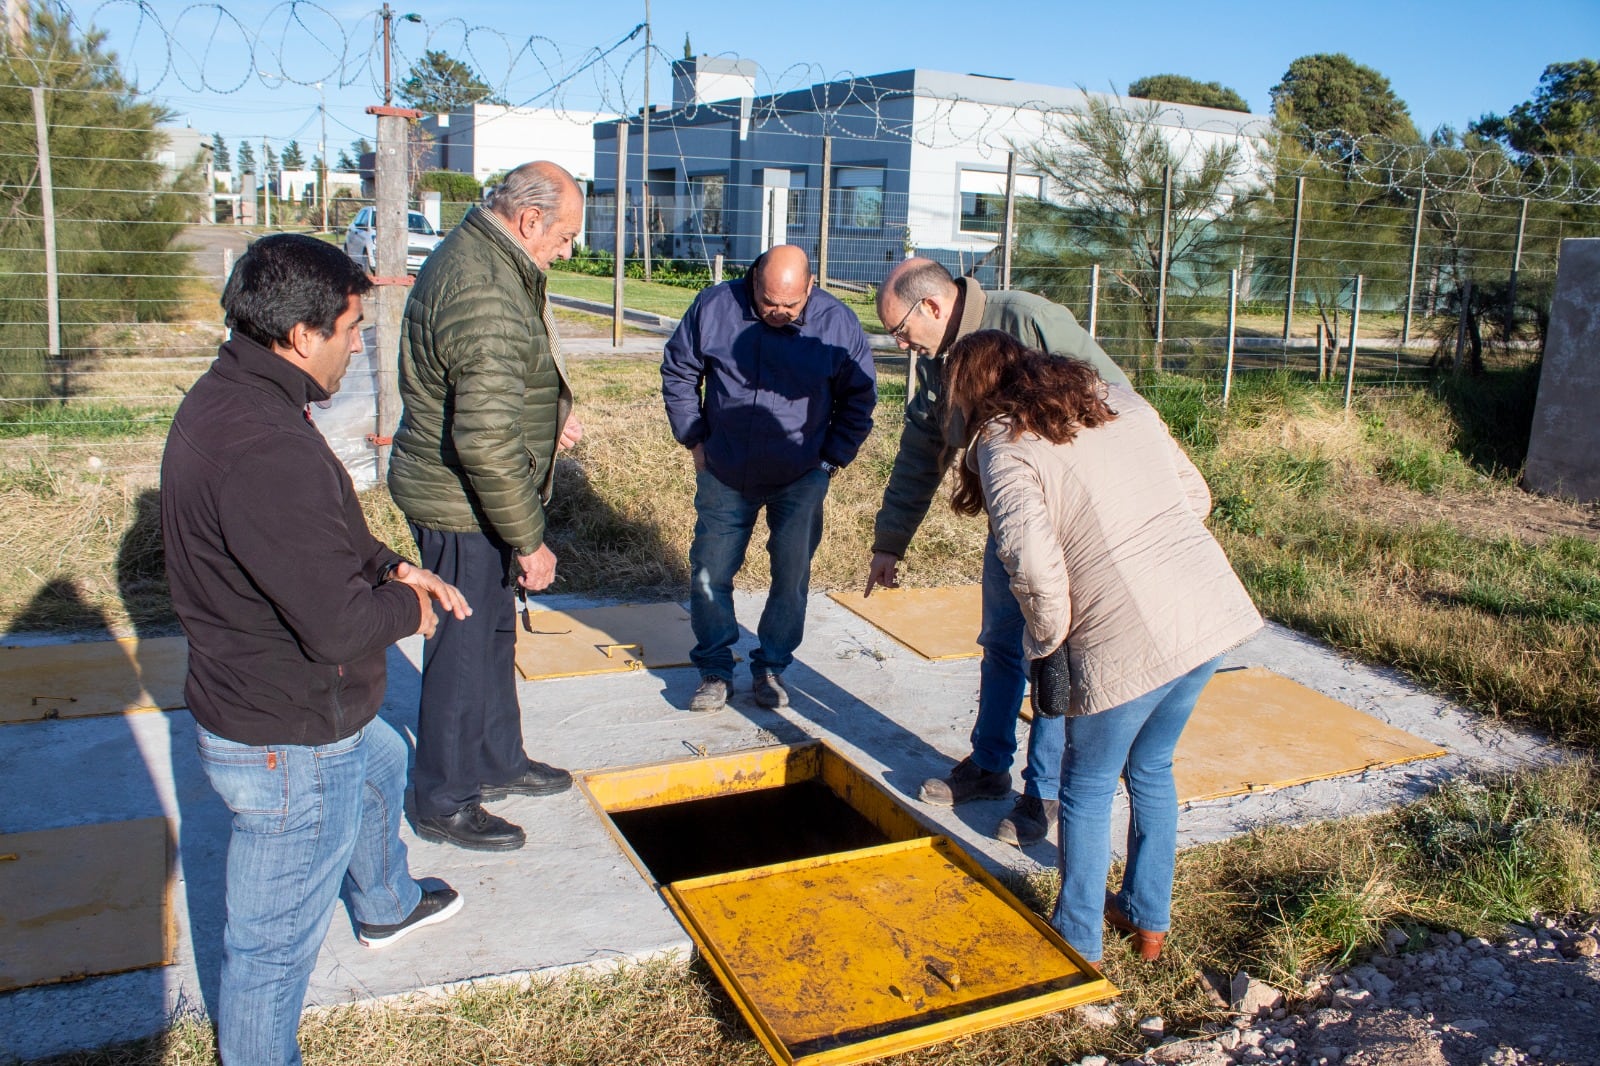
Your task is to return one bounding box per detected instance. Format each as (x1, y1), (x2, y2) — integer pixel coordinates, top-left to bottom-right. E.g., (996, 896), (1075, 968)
(160, 335), (421, 746)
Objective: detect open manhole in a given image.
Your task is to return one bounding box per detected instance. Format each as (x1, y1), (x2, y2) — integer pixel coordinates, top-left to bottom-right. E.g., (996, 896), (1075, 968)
(582, 741), (1114, 1066)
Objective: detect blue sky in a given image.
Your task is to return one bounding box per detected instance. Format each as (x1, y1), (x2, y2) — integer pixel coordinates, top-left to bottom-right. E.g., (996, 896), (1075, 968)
(89, 0), (1599, 157)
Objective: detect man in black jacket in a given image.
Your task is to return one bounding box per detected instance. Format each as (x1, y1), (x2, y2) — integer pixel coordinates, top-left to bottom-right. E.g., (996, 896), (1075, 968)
(161, 234), (471, 1066)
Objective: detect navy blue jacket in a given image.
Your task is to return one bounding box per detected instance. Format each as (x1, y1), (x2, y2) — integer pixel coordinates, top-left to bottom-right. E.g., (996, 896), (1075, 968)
(661, 278), (877, 497)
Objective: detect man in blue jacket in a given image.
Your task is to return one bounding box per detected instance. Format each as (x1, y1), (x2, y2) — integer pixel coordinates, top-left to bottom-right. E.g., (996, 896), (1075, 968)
(662, 245), (876, 712)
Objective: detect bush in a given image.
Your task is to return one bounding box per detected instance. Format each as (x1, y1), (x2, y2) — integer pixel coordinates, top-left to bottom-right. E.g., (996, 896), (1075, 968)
(550, 245), (743, 291)
(417, 170), (482, 203)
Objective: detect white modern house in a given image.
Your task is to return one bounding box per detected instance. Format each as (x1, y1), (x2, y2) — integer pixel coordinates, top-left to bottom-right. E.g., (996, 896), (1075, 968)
(588, 60), (1270, 284)
(419, 103), (618, 187)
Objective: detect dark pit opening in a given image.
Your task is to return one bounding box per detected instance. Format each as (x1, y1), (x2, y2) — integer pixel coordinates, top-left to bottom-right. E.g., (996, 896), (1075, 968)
(609, 779), (893, 884)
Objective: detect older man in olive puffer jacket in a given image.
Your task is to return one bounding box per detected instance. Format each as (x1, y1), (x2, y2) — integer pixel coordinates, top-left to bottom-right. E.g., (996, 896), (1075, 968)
(388, 161), (583, 851)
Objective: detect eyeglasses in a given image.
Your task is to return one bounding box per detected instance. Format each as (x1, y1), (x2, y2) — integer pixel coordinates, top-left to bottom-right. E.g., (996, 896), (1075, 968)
(887, 299), (923, 342)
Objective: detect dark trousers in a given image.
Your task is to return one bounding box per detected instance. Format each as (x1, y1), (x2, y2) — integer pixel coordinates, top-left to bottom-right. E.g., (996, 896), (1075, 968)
(409, 524), (529, 820)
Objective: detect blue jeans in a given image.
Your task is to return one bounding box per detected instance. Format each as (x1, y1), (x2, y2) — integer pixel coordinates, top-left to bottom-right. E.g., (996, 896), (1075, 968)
(197, 717), (422, 1066)
(688, 467), (829, 680)
(1050, 656), (1223, 963)
(971, 533), (1064, 800)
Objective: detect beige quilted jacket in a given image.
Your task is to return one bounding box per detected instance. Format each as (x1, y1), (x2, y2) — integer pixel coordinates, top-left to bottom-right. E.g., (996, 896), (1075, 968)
(971, 383), (1262, 716)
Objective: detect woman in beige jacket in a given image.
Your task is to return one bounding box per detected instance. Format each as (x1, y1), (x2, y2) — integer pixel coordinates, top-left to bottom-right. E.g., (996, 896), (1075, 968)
(944, 330), (1262, 967)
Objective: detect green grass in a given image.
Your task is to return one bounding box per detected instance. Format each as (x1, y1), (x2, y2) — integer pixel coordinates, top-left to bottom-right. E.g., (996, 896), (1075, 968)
(0, 403), (172, 439)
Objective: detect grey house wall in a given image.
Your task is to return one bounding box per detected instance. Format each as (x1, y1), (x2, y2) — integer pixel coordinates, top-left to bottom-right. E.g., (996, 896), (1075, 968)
(593, 72), (919, 282)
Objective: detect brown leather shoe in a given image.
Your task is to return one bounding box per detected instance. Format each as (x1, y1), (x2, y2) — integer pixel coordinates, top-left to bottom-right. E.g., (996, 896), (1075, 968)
(1105, 895), (1166, 961)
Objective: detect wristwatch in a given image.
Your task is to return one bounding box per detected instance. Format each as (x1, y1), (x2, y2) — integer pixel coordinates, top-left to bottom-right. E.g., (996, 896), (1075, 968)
(377, 559), (408, 584)
(819, 460), (839, 477)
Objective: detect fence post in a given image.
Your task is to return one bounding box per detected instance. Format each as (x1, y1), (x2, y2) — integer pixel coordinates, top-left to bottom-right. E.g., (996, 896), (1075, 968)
(1156, 163), (1171, 360)
(222, 246), (233, 283)
(999, 150), (1016, 291)
(1508, 197), (1529, 331)
(818, 135), (832, 288)
(1283, 174), (1303, 347)
(30, 86), (60, 374)
(1087, 263), (1100, 340)
(1402, 187), (1425, 349)
(262, 135), (271, 229)
(712, 253), (723, 286)
(766, 188), (777, 251)
(1453, 279), (1474, 375)
(641, 7), (652, 283)
(1223, 268), (1238, 409)
(1316, 322), (1326, 381)
(612, 122), (628, 349)
(1344, 275), (1362, 411)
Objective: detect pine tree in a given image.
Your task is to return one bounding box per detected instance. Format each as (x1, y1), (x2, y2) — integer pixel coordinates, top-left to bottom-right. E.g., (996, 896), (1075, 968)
(280, 140), (305, 169)
(210, 131), (230, 169)
(0, 7), (194, 404)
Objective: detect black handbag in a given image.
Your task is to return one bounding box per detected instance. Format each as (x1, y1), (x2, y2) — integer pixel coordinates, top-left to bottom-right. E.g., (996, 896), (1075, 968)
(1029, 641), (1073, 719)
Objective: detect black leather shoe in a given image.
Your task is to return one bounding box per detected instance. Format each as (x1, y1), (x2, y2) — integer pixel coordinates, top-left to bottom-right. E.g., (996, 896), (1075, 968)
(481, 760), (573, 800)
(415, 803), (526, 851)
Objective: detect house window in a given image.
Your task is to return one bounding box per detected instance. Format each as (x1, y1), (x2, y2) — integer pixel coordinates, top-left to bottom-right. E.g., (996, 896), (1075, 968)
(834, 167), (884, 231)
(690, 174), (725, 236)
(959, 170), (1042, 236)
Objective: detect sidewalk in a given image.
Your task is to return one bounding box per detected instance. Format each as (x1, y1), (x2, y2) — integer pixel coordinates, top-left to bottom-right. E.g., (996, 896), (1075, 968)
(0, 593), (1566, 1062)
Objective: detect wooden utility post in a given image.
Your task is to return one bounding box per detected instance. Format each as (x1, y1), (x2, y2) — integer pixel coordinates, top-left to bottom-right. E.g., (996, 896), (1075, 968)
(367, 104), (421, 480)
(641, 0), (652, 281)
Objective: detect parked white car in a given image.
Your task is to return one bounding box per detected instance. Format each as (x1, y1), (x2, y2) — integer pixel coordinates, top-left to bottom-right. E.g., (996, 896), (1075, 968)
(343, 207), (443, 274)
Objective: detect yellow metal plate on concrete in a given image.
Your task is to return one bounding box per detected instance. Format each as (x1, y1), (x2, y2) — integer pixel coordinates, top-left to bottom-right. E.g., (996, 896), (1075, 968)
(0, 637), (187, 725)
(1175, 667), (1447, 803)
(0, 817), (174, 991)
(514, 602), (698, 680)
(667, 837), (1111, 1066)
(825, 586), (981, 660)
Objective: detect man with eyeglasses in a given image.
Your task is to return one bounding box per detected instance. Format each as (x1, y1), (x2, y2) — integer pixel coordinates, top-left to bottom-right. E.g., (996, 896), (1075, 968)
(867, 257), (1129, 848)
(662, 245), (877, 713)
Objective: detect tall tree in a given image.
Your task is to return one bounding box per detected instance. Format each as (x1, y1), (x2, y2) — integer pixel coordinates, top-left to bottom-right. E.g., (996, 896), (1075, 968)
(210, 131), (230, 169)
(236, 139), (256, 174)
(337, 137), (372, 171)
(1270, 53), (1415, 161)
(1128, 75), (1250, 113)
(0, 7), (194, 405)
(396, 50), (506, 113)
(280, 140), (305, 169)
(1471, 59), (1600, 159)
(1012, 95), (1263, 362)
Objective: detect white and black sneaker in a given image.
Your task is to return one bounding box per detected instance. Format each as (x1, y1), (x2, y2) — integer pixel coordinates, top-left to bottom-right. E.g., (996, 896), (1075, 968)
(358, 884), (463, 949)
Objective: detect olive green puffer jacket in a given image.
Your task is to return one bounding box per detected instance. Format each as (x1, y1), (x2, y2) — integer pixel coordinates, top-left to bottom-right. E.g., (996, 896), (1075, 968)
(388, 207), (573, 554)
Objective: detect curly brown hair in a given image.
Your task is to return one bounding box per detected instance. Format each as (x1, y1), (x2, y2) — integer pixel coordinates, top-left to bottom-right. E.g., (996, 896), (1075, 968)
(943, 330), (1119, 516)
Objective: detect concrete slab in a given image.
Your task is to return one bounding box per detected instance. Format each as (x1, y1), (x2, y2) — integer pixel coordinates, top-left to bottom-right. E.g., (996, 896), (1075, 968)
(0, 593), (1569, 1062)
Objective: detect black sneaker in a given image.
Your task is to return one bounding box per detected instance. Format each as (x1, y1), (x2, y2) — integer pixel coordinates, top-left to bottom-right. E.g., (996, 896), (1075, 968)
(415, 803), (526, 851)
(918, 755), (1012, 806)
(481, 760), (573, 800)
(358, 885), (464, 949)
(752, 673), (789, 709)
(688, 675), (730, 712)
(996, 793), (1059, 847)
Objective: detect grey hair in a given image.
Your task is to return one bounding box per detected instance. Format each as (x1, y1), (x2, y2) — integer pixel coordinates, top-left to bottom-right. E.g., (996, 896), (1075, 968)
(884, 259), (957, 310)
(486, 161), (576, 221)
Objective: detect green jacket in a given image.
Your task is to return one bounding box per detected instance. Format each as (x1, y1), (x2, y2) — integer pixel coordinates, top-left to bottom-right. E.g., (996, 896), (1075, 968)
(871, 277), (1130, 558)
(388, 207), (573, 554)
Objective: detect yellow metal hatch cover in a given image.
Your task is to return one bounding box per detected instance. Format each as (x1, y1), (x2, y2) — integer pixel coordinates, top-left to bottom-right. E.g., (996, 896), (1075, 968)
(667, 836), (1110, 1066)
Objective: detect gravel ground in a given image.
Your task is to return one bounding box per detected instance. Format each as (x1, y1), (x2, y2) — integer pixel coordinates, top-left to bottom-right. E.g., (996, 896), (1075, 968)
(1072, 914), (1600, 1066)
